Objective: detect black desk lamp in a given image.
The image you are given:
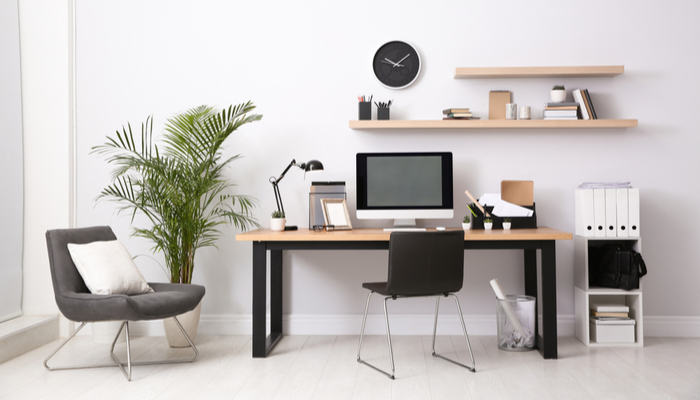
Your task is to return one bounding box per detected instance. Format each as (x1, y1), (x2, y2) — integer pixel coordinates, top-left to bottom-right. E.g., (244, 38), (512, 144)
(269, 159), (324, 231)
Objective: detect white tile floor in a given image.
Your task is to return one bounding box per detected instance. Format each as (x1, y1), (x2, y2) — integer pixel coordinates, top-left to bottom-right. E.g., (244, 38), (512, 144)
(1, 334), (699, 399)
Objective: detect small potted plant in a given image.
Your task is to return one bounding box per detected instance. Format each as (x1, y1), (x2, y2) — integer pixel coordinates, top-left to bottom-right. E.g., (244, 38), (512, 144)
(484, 218), (493, 230)
(551, 85), (566, 103)
(462, 215), (471, 230)
(271, 210), (286, 232)
(502, 218), (512, 230)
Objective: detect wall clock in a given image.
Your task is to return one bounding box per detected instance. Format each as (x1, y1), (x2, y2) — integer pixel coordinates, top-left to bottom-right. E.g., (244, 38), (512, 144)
(372, 41), (421, 89)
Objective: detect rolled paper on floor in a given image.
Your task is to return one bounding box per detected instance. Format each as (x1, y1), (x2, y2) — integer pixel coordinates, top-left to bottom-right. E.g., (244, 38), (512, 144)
(489, 278), (527, 337)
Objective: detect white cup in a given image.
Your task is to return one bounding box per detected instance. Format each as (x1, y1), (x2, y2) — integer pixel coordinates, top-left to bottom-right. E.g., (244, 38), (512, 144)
(519, 106), (531, 120)
(506, 103), (517, 120)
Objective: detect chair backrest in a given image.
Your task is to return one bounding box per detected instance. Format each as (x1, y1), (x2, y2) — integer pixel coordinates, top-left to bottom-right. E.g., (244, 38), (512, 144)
(385, 230), (465, 296)
(45, 226), (117, 297)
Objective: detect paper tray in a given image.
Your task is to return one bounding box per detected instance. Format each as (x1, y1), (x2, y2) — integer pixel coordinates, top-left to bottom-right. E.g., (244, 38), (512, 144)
(471, 203), (537, 230)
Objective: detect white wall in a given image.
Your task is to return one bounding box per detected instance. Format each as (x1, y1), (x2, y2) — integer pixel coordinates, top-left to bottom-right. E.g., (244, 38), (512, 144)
(20, 0), (700, 335)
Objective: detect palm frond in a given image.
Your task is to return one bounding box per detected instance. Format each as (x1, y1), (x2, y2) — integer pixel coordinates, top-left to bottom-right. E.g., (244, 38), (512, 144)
(93, 103), (261, 283)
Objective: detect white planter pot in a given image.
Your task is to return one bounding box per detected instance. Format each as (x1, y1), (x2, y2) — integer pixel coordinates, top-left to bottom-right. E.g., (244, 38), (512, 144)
(550, 90), (566, 103)
(462, 222), (471, 230)
(92, 321), (126, 344)
(503, 222), (512, 230)
(484, 222), (493, 230)
(270, 218), (286, 232)
(164, 302), (201, 348)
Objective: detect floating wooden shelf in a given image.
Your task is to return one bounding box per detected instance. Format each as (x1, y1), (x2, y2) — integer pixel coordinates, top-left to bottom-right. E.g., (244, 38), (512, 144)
(454, 66), (624, 79)
(349, 119), (638, 130)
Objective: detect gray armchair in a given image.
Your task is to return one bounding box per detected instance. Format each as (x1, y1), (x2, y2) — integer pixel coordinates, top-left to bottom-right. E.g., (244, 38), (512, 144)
(44, 226), (205, 381)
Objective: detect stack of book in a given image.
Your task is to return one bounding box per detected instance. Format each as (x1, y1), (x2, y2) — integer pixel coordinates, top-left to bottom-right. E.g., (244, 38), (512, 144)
(572, 89), (598, 120)
(442, 108), (478, 120)
(543, 102), (579, 120)
(589, 303), (635, 343)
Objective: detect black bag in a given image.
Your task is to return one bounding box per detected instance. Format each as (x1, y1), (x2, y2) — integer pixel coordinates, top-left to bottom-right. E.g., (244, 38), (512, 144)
(589, 244), (648, 290)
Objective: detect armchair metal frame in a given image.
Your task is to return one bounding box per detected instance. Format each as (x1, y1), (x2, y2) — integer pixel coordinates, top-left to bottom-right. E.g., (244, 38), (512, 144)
(43, 317), (198, 381)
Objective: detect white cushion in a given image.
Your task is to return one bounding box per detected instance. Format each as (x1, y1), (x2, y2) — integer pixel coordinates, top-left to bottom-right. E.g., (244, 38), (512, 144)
(67, 240), (153, 295)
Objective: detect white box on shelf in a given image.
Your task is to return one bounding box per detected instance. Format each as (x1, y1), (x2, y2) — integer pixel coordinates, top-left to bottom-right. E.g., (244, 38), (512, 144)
(590, 318), (636, 343)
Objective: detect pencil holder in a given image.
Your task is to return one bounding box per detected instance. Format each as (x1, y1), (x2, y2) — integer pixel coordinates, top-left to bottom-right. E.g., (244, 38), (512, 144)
(358, 102), (371, 120)
(378, 107), (390, 120)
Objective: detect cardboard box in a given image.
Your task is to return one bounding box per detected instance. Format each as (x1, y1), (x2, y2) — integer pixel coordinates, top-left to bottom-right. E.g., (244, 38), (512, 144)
(489, 91), (511, 120)
(501, 180), (534, 206)
(590, 319), (636, 343)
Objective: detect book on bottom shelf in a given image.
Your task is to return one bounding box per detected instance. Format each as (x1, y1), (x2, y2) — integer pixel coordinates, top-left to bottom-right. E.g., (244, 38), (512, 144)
(591, 310), (629, 318)
(591, 303), (629, 313)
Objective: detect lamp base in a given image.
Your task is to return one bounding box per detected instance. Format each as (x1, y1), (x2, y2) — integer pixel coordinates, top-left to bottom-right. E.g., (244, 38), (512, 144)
(284, 225), (298, 231)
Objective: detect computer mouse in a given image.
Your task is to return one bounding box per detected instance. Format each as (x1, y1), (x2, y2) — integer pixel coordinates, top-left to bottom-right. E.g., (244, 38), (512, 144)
(436, 227), (446, 231)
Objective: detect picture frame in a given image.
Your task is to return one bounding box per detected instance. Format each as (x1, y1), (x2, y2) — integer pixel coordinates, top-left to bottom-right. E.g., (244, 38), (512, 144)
(320, 198), (352, 230)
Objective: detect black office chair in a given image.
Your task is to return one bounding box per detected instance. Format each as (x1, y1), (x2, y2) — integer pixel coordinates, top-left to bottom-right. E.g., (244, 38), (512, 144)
(357, 230), (476, 379)
(43, 226), (205, 381)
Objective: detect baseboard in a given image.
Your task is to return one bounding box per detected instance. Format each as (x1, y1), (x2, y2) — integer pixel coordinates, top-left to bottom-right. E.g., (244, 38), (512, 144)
(644, 316), (700, 337)
(63, 314), (700, 339)
(117, 313), (576, 337)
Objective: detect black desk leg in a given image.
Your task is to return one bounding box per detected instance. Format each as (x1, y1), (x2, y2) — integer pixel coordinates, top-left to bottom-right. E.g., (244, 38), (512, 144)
(252, 244), (284, 358)
(252, 242), (267, 357)
(523, 249), (538, 342)
(540, 240), (558, 359)
(270, 250), (283, 337)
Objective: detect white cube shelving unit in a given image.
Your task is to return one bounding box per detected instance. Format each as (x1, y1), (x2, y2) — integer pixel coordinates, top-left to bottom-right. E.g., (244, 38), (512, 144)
(574, 236), (644, 347)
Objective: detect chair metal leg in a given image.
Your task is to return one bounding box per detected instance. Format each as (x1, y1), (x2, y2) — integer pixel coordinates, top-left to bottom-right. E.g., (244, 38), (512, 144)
(356, 292), (395, 379)
(431, 295), (476, 372)
(44, 316), (199, 381)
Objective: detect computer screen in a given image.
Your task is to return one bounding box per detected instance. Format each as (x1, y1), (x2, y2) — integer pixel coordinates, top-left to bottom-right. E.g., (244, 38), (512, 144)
(356, 152), (454, 227)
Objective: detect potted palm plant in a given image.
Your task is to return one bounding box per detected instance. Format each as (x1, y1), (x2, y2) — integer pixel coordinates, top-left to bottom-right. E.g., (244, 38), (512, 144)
(93, 103), (262, 346)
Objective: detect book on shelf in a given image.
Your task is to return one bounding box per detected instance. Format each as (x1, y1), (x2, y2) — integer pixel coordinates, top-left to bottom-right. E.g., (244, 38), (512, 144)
(590, 316), (635, 325)
(544, 116), (578, 120)
(544, 110), (578, 117)
(591, 310), (628, 318)
(545, 102), (579, 108)
(584, 89), (598, 119)
(448, 112), (473, 118)
(591, 303), (630, 313)
(443, 108), (470, 115)
(545, 105), (578, 110)
(442, 116), (480, 120)
(572, 89), (590, 120)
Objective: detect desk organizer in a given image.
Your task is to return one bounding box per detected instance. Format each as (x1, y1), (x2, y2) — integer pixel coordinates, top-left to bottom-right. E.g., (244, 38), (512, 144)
(471, 203), (537, 229)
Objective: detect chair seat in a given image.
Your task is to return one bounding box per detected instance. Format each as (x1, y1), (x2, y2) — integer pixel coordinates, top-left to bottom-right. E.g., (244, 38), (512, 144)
(57, 282), (205, 322)
(362, 281), (452, 297)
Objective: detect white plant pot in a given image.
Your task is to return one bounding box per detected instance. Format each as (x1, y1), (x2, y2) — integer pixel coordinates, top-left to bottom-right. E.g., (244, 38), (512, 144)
(164, 301), (201, 348)
(503, 222), (512, 230)
(270, 218), (286, 232)
(484, 222), (493, 230)
(462, 222), (471, 230)
(92, 321), (126, 344)
(550, 90), (566, 103)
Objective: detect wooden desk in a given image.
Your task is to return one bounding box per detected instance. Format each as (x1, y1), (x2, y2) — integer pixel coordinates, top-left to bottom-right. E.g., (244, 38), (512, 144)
(236, 227), (572, 359)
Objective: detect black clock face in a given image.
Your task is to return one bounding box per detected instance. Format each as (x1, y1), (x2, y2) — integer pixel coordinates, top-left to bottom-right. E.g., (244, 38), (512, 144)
(372, 41), (421, 89)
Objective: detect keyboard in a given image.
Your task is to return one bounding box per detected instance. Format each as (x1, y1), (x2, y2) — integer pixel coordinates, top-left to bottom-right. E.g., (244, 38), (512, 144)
(383, 227), (427, 232)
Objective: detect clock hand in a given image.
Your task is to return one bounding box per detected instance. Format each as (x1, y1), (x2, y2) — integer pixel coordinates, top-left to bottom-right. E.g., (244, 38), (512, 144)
(394, 53), (411, 66)
(384, 57), (404, 67)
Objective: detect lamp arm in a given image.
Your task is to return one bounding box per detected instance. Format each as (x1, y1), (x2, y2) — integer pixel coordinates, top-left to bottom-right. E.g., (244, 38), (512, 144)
(269, 159), (303, 215)
(270, 159), (301, 184)
(272, 181), (285, 215)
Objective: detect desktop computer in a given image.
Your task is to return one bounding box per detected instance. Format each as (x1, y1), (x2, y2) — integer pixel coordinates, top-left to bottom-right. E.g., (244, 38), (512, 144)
(356, 152), (454, 230)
